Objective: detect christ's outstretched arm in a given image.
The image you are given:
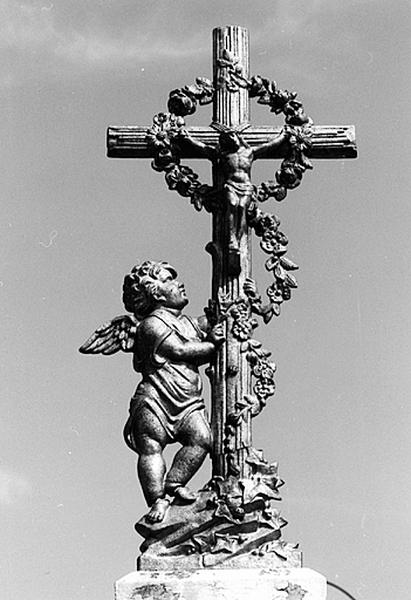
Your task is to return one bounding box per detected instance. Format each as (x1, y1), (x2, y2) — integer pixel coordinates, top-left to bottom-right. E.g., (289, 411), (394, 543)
(253, 129), (289, 158)
(178, 129), (217, 160)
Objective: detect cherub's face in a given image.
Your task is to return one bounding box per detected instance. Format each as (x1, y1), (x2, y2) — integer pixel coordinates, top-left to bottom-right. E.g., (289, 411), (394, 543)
(154, 269), (188, 310)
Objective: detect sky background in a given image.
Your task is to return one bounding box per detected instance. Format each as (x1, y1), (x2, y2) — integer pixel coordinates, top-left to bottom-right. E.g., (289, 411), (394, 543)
(1, 1), (410, 599)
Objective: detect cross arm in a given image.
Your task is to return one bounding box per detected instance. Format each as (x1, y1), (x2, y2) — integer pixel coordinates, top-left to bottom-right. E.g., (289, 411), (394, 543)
(107, 125), (357, 160)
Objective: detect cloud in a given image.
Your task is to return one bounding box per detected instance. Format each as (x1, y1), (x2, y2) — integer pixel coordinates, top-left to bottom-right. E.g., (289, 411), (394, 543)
(0, 0), (207, 88)
(0, 466), (32, 505)
(0, 0), (395, 92)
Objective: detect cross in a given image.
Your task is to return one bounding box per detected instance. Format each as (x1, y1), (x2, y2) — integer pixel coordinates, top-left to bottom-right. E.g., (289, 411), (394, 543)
(106, 26), (357, 480)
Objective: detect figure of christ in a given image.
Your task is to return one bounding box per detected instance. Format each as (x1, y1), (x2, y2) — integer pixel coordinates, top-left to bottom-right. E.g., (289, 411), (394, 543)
(179, 128), (289, 270)
(122, 261), (225, 523)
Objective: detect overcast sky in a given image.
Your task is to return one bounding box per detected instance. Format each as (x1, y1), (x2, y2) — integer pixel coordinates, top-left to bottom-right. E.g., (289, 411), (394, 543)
(1, 1), (410, 599)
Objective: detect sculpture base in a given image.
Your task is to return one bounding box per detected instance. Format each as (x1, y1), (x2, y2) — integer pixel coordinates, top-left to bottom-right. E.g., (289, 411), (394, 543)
(115, 568), (327, 600)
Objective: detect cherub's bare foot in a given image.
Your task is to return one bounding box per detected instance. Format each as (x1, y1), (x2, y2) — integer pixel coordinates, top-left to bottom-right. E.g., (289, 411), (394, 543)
(174, 486), (198, 503)
(146, 498), (170, 523)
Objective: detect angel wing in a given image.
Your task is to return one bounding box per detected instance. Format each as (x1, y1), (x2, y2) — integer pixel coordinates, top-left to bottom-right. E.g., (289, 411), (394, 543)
(79, 315), (138, 355)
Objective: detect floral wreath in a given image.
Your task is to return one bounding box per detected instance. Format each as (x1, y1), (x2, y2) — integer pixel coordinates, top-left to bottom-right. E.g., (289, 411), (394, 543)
(146, 52), (313, 317)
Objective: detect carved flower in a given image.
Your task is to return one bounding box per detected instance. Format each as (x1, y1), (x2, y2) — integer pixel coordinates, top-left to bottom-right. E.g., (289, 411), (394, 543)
(168, 89), (197, 117)
(269, 89), (297, 114)
(256, 180), (287, 203)
(248, 75), (274, 100)
(146, 112), (185, 150)
(231, 301), (249, 319)
(151, 147), (178, 172)
(185, 77), (214, 104)
(253, 360), (276, 380)
(260, 239), (274, 254)
(260, 232), (278, 254)
(267, 282), (285, 304)
(165, 165), (199, 197)
(275, 231), (288, 246)
(254, 378), (276, 399)
(285, 125), (312, 152)
(232, 319), (253, 341)
(276, 164), (303, 189)
(284, 99), (310, 126)
(273, 186), (288, 201)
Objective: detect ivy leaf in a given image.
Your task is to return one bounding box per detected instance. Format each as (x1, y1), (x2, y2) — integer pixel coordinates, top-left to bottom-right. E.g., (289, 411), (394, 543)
(211, 533), (242, 554)
(263, 309), (273, 324)
(265, 256), (278, 271)
(249, 339), (262, 348)
(214, 500), (236, 522)
(280, 256), (299, 271)
(284, 272), (298, 288)
(274, 264), (286, 280)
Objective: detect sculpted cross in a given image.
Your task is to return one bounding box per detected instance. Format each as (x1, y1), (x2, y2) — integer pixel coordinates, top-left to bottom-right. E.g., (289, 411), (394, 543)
(106, 26), (357, 486)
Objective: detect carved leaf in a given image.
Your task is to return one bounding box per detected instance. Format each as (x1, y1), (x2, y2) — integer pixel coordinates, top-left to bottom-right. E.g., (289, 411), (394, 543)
(280, 256), (299, 271)
(211, 533), (241, 554)
(274, 264), (286, 280)
(191, 532), (214, 553)
(284, 272), (298, 288)
(214, 500), (236, 522)
(263, 308), (274, 323)
(241, 478), (279, 504)
(249, 339), (263, 349)
(272, 303), (281, 316)
(265, 256), (278, 271)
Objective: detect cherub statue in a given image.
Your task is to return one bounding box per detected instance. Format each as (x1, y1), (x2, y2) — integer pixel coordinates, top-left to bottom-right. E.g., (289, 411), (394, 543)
(179, 128), (289, 273)
(79, 261), (225, 523)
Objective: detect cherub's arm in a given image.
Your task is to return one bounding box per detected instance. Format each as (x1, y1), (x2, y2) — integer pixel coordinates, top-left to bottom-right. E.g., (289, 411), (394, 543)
(178, 129), (217, 160)
(253, 129), (289, 158)
(160, 323), (225, 366)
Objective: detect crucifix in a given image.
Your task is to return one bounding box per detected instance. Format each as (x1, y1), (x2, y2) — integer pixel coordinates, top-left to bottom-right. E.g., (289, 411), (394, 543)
(106, 25), (356, 487)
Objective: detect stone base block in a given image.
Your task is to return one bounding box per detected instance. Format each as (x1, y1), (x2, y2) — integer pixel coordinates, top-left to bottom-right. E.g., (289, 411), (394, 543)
(137, 549), (302, 571)
(115, 567), (327, 600)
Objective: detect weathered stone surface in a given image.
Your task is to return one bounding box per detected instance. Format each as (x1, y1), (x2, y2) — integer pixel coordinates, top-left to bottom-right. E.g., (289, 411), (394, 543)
(115, 568), (327, 600)
(138, 550), (302, 571)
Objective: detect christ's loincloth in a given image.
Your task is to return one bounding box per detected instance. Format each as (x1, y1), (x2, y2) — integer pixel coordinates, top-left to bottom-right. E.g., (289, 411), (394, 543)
(224, 181), (254, 206)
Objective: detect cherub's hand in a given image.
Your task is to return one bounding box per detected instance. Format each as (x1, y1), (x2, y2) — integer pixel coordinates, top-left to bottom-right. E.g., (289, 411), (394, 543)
(178, 127), (189, 138)
(207, 324), (226, 347)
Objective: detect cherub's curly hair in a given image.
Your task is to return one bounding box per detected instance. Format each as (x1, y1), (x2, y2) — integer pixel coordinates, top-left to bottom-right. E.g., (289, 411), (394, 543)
(122, 260), (177, 319)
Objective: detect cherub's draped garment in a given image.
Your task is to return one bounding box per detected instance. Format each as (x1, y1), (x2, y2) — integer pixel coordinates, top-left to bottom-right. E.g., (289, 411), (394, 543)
(124, 308), (206, 446)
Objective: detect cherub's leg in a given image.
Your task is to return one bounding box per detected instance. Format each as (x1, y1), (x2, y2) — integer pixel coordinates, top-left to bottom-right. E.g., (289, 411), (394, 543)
(131, 405), (170, 522)
(165, 410), (211, 503)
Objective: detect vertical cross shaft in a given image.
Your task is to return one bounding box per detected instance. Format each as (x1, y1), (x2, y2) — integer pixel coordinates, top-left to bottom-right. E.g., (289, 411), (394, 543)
(210, 26), (252, 478)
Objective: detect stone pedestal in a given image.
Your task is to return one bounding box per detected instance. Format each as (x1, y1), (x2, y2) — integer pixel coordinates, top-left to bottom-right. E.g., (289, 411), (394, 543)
(115, 568), (327, 600)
